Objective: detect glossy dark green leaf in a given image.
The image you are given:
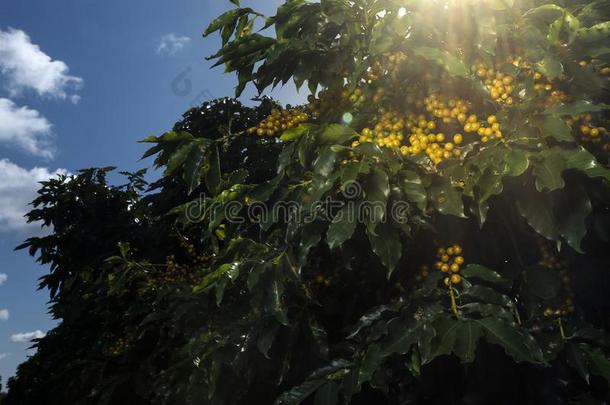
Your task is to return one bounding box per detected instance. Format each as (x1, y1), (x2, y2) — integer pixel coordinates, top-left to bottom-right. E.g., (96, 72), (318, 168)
(566, 343), (591, 384)
(533, 115), (574, 142)
(275, 379), (326, 405)
(313, 382), (339, 405)
(429, 178), (465, 218)
(318, 124), (358, 145)
(544, 100), (610, 115)
(533, 150), (566, 192)
(205, 145), (222, 195)
(280, 123), (313, 141)
(461, 264), (510, 286)
(313, 148), (338, 177)
(517, 190), (559, 240)
(476, 318), (544, 364)
(326, 205), (357, 249)
(368, 223), (402, 277)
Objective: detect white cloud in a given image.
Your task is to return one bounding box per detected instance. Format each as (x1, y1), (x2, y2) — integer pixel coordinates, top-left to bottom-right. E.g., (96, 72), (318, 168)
(10, 330), (45, 343)
(0, 98), (54, 158)
(0, 159), (67, 232)
(0, 309), (9, 321)
(157, 33), (191, 56)
(0, 273), (6, 286)
(0, 28), (83, 101)
(0, 353), (9, 360)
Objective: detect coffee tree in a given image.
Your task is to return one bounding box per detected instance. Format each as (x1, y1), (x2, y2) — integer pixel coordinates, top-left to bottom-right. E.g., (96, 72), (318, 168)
(6, 0), (610, 404)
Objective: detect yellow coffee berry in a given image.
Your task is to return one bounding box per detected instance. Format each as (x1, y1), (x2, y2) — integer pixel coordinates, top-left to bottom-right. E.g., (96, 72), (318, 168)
(450, 274), (462, 284)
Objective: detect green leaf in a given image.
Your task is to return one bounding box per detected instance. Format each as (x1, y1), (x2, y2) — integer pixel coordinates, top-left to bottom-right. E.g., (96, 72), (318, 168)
(536, 54), (563, 79)
(280, 123), (313, 141)
(475, 318), (544, 364)
(564, 146), (610, 181)
(584, 346), (610, 380)
(363, 168), (390, 229)
(577, 21), (610, 44)
(544, 100), (610, 116)
(275, 379), (326, 405)
(554, 184), (592, 252)
(505, 150), (530, 176)
(461, 264), (510, 286)
(533, 115), (573, 142)
(368, 222), (402, 277)
(205, 145), (222, 195)
(165, 142), (195, 176)
(454, 321), (484, 363)
(400, 170), (427, 211)
(413, 47), (470, 78)
(463, 285), (513, 307)
(318, 124), (358, 144)
(313, 148), (338, 177)
(248, 174), (283, 202)
(204, 8), (248, 37)
(429, 177), (465, 218)
(533, 150), (567, 192)
(433, 319), (483, 363)
(566, 343), (591, 384)
(517, 190), (558, 240)
(313, 382), (339, 405)
(326, 205), (357, 249)
(182, 140), (211, 194)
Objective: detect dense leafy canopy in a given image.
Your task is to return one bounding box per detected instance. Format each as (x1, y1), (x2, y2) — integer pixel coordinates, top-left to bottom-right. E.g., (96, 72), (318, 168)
(5, 0), (610, 404)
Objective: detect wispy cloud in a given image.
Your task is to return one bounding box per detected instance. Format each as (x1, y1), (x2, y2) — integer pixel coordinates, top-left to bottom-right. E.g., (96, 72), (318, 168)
(0, 309), (9, 321)
(0, 353), (9, 360)
(0, 159), (67, 232)
(0, 273), (6, 286)
(0, 28), (83, 102)
(157, 33), (191, 56)
(0, 98), (54, 158)
(10, 330), (46, 343)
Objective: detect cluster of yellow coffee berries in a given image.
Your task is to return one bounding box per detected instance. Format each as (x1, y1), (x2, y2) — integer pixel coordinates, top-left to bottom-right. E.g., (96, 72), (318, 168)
(365, 52), (408, 83)
(414, 265), (430, 284)
(107, 336), (130, 357)
(434, 244), (465, 286)
(545, 90), (570, 106)
(537, 240), (575, 317)
(401, 129), (463, 165)
(358, 110), (405, 149)
(307, 88), (352, 119)
(579, 59), (610, 76)
(248, 108), (309, 137)
(345, 87), (371, 108)
(472, 62), (515, 105)
(566, 114), (609, 144)
(542, 268), (575, 317)
(178, 238), (210, 264)
(314, 273), (333, 288)
(424, 94), (471, 124)
(463, 114), (503, 142)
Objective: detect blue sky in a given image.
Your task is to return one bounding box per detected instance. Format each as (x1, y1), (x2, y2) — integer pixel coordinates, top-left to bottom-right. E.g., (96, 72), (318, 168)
(0, 0), (304, 383)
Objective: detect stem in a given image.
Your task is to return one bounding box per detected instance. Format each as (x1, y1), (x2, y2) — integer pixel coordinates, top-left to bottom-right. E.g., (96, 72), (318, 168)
(448, 285), (461, 320)
(557, 317), (566, 340)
